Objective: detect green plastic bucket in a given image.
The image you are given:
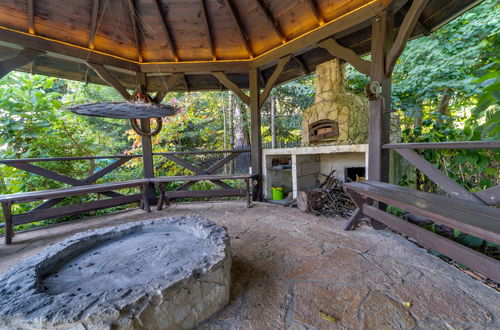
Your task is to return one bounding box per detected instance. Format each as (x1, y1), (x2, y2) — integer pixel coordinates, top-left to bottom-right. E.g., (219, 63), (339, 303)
(272, 186), (285, 200)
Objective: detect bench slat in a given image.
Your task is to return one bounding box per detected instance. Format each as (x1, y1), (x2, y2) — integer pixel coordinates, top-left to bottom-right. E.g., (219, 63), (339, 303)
(362, 181), (500, 220)
(344, 182), (500, 244)
(363, 204), (500, 283)
(0, 179), (148, 203)
(1, 194), (143, 228)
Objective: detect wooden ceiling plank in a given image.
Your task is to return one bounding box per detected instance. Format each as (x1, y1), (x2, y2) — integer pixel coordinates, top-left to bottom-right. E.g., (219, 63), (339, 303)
(386, 0), (429, 76)
(254, 0), (287, 43)
(27, 0), (34, 34)
(87, 62), (131, 99)
(223, 0), (254, 58)
(212, 71), (250, 105)
(318, 38), (371, 76)
(0, 48), (44, 79)
(304, 0), (325, 25)
(153, 0), (179, 62)
(88, 0), (100, 50)
(153, 73), (183, 103)
(259, 55), (291, 107)
(127, 0), (143, 62)
(199, 0), (216, 60)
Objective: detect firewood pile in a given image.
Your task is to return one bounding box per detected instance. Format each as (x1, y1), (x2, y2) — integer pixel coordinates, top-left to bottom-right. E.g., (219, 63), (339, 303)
(296, 170), (356, 218)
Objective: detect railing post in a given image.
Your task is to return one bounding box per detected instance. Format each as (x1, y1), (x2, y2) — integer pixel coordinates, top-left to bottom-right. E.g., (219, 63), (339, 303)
(249, 68), (262, 201)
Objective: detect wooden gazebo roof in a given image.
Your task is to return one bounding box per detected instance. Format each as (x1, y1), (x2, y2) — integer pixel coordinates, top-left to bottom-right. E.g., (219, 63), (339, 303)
(0, 0), (481, 92)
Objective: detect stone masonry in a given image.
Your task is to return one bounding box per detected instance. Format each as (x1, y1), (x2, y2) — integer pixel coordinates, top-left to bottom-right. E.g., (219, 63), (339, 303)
(0, 216), (231, 330)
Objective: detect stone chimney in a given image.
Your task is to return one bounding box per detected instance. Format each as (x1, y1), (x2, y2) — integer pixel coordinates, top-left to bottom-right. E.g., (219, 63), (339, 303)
(301, 58), (369, 146)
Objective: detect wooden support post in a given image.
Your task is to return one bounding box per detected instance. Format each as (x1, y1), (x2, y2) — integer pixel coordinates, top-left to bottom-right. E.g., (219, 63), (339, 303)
(249, 68), (261, 200)
(136, 72), (156, 204)
(0, 48), (45, 79)
(368, 10), (393, 183)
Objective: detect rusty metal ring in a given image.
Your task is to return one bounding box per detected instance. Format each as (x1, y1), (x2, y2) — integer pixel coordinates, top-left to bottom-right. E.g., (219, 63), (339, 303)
(130, 118), (163, 137)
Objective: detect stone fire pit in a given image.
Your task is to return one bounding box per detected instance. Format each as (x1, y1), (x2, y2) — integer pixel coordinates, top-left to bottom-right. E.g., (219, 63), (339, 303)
(0, 216), (231, 329)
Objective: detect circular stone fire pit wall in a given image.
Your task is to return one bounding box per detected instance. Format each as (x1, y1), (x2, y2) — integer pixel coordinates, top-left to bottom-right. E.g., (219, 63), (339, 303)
(0, 216), (231, 329)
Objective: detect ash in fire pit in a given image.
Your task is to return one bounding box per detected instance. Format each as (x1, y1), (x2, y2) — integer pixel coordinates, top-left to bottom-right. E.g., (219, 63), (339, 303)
(0, 216), (231, 330)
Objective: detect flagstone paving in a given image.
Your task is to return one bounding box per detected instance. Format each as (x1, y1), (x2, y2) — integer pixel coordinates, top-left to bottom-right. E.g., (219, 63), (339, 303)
(1, 202), (498, 329)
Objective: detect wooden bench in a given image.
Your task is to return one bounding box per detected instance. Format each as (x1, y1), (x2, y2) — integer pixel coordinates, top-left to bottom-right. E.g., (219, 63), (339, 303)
(343, 180), (500, 282)
(151, 174), (257, 210)
(0, 179), (151, 244)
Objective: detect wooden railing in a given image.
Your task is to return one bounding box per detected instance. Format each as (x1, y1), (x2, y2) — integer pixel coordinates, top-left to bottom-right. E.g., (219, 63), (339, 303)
(383, 141), (500, 205)
(0, 149), (251, 219)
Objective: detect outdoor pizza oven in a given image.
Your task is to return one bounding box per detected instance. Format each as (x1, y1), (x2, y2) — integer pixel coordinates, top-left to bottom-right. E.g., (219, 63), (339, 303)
(308, 119), (339, 142)
(301, 59), (368, 146)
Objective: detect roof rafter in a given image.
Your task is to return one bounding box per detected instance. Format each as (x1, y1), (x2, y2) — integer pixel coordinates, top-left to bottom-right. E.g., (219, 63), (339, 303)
(304, 0), (325, 25)
(199, 0), (216, 60)
(27, 0), (34, 34)
(153, 0), (179, 62)
(88, 0), (100, 50)
(223, 0), (254, 58)
(254, 0), (287, 44)
(127, 0), (143, 62)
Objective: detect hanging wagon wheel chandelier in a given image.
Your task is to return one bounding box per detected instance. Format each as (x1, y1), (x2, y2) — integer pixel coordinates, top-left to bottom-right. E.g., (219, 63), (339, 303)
(67, 92), (177, 137)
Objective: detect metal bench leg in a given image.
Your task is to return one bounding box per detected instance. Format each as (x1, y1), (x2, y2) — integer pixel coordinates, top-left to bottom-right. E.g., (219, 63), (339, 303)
(2, 202), (13, 244)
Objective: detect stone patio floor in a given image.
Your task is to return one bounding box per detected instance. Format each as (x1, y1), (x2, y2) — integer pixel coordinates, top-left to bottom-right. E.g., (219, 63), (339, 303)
(0, 201), (498, 329)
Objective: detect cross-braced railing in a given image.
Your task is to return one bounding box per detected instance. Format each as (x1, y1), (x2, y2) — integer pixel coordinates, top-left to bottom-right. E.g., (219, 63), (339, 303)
(383, 141), (500, 206)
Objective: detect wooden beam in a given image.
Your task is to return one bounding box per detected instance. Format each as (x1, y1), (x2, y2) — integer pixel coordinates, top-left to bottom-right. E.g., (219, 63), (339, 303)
(153, 0), (179, 62)
(386, 0), (429, 76)
(127, 0), (143, 62)
(398, 3), (431, 36)
(294, 55), (310, 75)
(199, 0), (216, 60)
(0, 29), (140, 72)
(211, 71), (250, 105)
(27, 0), (34, 34)
(318, 38), (371, 76)
(249, 68), (262, 200)
(304, 0), (325, 25)
(254, 0), (287, 43)
(153, 73), (183, 103)
(223, 0), (254, 58)
(88, 0), (100, 50)
(0, 48), (45, 79)
(140, 60), (250, 74)
(259, 55), (291, 107)
(87, 62), (131, 99)
(368, 9), (393, 182)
